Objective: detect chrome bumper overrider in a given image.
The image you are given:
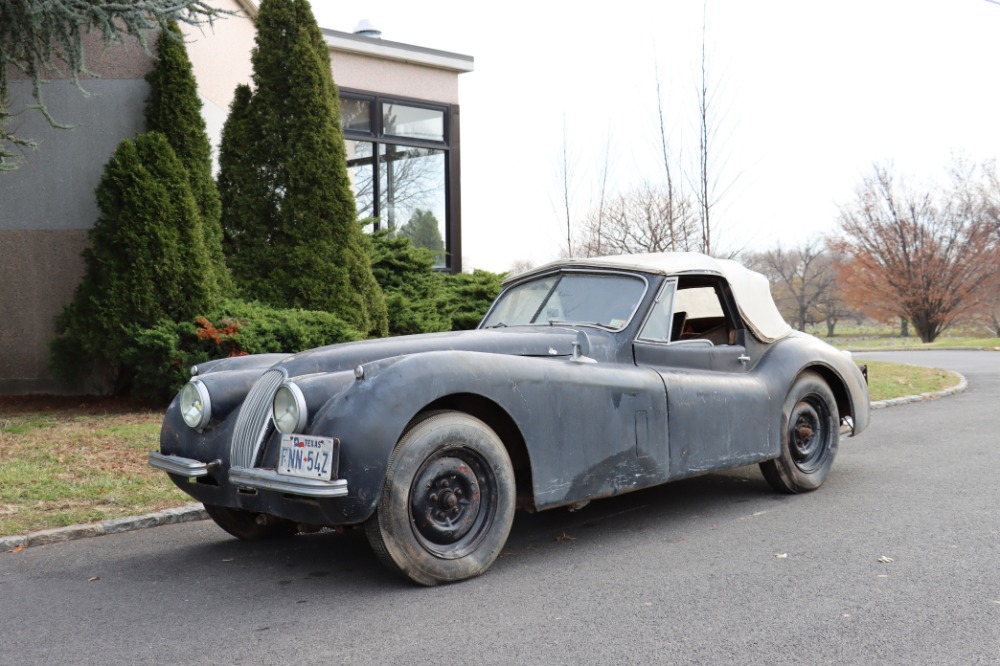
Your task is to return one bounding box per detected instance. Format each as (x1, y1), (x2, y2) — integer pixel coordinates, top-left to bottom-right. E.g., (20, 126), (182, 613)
(148, 452), (349, 498)
(148, 452), (210, 477)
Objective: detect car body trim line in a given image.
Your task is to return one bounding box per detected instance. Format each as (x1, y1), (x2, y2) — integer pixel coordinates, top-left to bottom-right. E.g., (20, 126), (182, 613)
(148, 452), (210, 477)
(228, 466), (349, 498)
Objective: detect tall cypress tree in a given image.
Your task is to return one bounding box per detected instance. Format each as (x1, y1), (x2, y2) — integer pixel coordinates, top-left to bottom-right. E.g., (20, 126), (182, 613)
(145, 21), (232, 295)
(218, 0), (387, 337)
(51, 132), (217, 393)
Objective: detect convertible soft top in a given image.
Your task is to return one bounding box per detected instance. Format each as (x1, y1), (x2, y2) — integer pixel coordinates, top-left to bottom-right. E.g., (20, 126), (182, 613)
(509, 252), (792, 343)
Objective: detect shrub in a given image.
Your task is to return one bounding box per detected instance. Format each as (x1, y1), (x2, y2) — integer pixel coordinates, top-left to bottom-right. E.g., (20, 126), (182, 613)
(368, 229), (452, 336)
(443, 270), (506, 330)
(125, 299), (364, 403)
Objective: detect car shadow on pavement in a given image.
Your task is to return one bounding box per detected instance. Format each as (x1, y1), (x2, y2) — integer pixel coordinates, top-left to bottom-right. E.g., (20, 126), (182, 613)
(137, 465), (782, 596)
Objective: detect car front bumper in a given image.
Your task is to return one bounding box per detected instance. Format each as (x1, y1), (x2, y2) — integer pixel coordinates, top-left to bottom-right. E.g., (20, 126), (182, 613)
(148, 452), (349, 498)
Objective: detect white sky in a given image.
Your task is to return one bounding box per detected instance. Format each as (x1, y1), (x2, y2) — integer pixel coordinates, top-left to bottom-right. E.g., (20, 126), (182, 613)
(311, 0), (1000, 273)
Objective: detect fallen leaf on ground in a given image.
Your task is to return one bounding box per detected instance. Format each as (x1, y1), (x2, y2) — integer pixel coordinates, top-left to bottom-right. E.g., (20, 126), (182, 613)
(7, 545), (24, 553)
(554, 533), (576, 542)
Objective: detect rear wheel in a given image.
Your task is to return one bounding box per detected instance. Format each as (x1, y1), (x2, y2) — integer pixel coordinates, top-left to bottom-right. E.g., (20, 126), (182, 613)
(760, 371), (839, 493)
(203, 504), (298, 540)
(366, 412), (516, 586)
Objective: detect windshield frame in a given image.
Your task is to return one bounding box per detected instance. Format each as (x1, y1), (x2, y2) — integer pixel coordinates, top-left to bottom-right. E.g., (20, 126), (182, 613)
(479, 268), (650, 332)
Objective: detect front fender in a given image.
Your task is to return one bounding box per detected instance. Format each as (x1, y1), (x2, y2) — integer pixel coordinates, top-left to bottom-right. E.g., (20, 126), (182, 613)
(310, 349), (667, 518)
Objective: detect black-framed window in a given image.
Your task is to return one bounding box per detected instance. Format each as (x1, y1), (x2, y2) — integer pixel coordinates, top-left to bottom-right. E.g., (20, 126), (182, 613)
(341, 90), (460, 271)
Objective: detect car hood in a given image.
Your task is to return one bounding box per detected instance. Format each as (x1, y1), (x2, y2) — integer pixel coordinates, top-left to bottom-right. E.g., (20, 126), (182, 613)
(270, 326), (611, 378)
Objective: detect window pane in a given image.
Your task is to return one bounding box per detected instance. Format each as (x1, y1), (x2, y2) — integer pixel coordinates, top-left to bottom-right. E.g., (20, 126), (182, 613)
(483, 273), (646, 330)
(341, 98), (371, 133)
(379, 145), (447, 266)
(482, 277), (558, 328)
(382, 103), (444, 142)
(639, 282), (677, 342)
(346, 141), (375, 229)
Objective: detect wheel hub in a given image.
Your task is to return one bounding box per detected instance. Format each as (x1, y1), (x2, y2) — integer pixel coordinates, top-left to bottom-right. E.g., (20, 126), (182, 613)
(789, 399), (827, 472)
(411, 456), (483, 545)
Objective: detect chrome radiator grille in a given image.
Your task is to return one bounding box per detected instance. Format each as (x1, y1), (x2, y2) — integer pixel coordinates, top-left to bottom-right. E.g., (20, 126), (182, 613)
(230, 368), (287, 469)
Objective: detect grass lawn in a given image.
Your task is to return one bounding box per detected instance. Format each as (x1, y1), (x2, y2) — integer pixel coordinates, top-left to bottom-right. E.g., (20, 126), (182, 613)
(0, 358), (966, 537)
(807, 322), (1000, 352)
(863, 360), (962, 402)
(0, 396), (188, 537)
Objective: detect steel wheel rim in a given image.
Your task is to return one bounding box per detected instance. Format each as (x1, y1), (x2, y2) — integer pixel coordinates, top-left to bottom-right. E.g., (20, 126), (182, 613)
(409, 448), (497, 559)
(789, 396), (830, 474)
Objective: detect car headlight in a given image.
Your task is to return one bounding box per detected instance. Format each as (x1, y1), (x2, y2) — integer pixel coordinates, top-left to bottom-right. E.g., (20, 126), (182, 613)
(179, 380), (211, 430)
(272, 383), (307, 434)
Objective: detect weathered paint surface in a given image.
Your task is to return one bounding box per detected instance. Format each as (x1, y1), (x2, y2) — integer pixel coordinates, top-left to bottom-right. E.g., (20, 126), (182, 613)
(157, 271), (870, 528)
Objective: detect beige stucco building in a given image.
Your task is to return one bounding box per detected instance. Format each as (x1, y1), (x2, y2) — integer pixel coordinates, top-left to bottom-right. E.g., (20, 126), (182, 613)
(0, 0), (473, 394)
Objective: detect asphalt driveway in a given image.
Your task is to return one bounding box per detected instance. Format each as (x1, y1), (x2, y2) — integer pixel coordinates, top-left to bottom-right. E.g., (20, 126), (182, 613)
(1, 350), (997, 666)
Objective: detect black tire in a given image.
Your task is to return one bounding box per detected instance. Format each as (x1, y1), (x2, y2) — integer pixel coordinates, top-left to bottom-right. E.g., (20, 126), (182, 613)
(203, 504), (299, 540)
(365, 411), (516, 586)
(759, 371), (840, 493)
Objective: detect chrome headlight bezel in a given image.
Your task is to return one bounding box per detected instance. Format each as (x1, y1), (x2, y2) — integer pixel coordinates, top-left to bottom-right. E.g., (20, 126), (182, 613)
(272, 382), (307, 434)
(179, 380), (212, 430)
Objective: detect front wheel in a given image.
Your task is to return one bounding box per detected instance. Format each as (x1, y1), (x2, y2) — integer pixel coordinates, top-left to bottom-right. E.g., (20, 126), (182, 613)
(759, 371), (840, 493)
(203, 504), (299, 540)
(366, 412), (516, 586)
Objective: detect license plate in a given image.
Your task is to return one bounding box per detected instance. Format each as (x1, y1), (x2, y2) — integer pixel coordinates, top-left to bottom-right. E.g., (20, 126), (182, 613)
(277, 434), (339, 481)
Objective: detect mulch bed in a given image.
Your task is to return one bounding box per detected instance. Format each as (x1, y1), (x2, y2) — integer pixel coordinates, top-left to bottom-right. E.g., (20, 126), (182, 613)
(0, 394), (157, 416)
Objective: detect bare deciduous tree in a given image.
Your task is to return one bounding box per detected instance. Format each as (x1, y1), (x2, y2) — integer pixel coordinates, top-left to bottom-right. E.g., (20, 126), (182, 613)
(748, 239), (837, 331)
(831, 163), (1000, 342)
(576, 181), (700, 257)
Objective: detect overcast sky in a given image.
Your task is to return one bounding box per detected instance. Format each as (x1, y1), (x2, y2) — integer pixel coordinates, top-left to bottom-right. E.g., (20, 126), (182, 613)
(311, 0), (1000, 273)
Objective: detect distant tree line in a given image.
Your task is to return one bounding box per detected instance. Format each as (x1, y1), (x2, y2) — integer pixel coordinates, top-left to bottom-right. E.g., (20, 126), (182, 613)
(745, 161), (1000, 343)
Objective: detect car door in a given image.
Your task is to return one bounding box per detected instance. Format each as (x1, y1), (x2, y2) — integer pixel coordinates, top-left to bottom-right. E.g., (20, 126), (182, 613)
(633, 276), (773, 479)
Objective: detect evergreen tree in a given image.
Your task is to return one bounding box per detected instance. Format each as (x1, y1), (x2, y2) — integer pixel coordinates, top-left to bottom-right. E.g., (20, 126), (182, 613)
(398, 208), (446, 264)
(369, 229), (452, 336)
(218, 83), (269, 275)
(145, 20), (231, 294)
(51, 132), (218, 393)
(218, 0), (387, 337)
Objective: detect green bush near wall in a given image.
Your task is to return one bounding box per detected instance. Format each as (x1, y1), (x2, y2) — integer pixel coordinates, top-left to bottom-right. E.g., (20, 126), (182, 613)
(50, 131), (219, 395)
(125, 299), (363, 403)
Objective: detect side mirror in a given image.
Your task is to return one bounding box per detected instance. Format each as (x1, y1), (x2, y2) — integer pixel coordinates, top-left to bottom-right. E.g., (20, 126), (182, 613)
(571, 330), (596, 363)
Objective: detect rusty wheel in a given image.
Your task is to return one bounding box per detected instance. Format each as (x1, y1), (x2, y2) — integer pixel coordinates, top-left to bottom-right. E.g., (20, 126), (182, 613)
(366, 412), (515, 586)
(760, 371), (839, 493)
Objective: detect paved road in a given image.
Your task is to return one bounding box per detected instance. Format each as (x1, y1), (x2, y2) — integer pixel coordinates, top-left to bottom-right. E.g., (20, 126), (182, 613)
(2, 351), (998, 666)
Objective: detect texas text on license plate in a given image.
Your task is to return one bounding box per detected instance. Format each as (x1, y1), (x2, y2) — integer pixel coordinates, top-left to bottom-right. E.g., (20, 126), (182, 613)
(277, 434), (339, 481)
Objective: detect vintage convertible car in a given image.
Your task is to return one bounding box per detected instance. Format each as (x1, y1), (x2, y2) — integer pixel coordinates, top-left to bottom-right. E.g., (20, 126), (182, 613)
(150, 252), (869, 585)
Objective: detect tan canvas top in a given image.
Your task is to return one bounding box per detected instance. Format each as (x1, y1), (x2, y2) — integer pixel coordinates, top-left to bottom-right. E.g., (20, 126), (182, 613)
(510, 252), (792, 343)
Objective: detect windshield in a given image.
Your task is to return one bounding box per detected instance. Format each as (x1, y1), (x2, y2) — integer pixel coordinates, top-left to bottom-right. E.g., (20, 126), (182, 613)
(481, 272), (646, 330)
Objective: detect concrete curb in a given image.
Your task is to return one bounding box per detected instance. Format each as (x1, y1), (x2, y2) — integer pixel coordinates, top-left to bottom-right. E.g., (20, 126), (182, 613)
(869, 369), (968, 410)
(1, 504), (207, 553)
(0, 370), (970, 552)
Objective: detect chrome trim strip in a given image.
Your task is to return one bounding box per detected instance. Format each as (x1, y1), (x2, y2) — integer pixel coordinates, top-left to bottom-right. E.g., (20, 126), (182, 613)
(148, 452), (209, 477)
(228, 467), (349, 498)
(231, 368), (287, 468)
